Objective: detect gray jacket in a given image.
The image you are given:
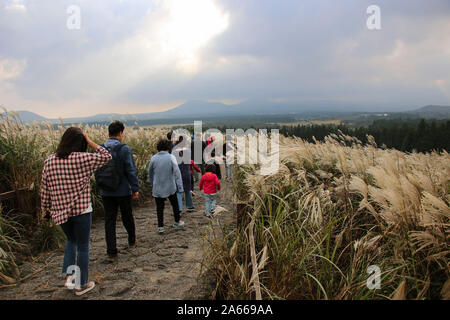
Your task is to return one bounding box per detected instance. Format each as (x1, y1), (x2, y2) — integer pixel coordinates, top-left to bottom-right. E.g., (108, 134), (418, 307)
(148, 152), (183, 198)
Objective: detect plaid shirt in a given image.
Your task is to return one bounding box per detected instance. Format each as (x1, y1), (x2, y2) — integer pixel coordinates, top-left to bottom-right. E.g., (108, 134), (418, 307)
(40, 146), (112, 225)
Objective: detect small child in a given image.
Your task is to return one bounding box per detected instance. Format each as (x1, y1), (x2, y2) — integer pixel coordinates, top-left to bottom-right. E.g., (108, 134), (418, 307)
(199, 164), (221, 217)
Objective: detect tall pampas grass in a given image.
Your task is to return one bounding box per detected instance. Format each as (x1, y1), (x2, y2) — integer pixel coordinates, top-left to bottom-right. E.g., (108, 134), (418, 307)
(204, 131), (449, 300)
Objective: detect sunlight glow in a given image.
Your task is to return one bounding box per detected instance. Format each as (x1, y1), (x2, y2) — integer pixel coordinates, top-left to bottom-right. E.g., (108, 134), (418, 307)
(155, 0), (229, 73)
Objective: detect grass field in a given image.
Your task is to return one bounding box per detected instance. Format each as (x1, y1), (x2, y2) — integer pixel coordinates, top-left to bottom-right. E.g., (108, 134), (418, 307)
(1, 109), (449, 299)
(203, 133), (450, 300)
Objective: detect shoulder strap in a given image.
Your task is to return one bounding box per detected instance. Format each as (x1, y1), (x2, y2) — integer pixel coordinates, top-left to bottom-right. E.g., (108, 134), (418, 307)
(106, 143), (125, 157)
(112, 143), (125, 151)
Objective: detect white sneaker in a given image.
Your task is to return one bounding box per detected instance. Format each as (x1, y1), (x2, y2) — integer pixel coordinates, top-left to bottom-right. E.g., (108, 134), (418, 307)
(75, 281), (95, 296)
(173, 221), (185, 228)
(64, 274), (76, 290)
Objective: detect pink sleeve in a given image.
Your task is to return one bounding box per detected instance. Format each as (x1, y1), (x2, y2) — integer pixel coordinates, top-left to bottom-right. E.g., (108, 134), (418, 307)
(190, 160), (201, 172)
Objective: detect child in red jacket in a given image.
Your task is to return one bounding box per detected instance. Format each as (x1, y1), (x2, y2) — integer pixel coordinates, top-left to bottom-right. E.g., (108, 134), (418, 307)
(199, 164), (221, 217)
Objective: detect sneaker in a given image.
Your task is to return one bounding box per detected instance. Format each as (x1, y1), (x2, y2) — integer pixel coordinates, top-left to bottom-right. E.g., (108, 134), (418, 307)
(173, 221), (185, 228)
(158, 227), (165, 234)
(64, 274), (76, 290)
(75, 281), (95, 296)
(187, 208), (195, 212)
(108, 251), (119, 257)
(210, 209), (215, 214)
(125, 240), (137, 250)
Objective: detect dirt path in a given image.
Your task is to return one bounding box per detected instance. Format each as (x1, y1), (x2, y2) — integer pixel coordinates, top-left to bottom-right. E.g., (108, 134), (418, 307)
(0, 181), (235, 300)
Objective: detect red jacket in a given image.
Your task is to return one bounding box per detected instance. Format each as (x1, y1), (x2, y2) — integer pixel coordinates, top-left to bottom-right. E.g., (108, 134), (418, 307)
(199, 172), (221, 194)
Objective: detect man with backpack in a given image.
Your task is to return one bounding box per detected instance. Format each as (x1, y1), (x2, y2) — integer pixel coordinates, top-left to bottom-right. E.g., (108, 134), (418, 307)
(95, 121), (140, 260)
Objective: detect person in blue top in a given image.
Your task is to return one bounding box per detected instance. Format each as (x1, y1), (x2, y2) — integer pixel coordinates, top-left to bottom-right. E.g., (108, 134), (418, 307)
(98, 121), (140, 259)
(148, 139), (185, 233)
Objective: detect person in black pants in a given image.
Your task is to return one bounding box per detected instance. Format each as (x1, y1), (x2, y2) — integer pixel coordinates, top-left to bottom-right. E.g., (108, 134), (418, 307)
(148, 139), (185, 233)
(101, 196), (135, 254)
(154, 193), (180, 230)
(97, 121), (140, 259)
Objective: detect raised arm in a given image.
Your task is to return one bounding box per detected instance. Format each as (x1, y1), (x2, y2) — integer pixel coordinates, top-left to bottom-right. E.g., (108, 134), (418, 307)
(88, 145), (112, 172)
(83, 133), (112, 171)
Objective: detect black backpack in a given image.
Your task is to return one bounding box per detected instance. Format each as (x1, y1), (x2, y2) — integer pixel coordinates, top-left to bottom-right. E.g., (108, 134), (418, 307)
(94, 143), (125, 192)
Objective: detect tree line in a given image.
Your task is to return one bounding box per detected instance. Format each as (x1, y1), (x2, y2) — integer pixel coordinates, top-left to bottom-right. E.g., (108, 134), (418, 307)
(279, 119), (450, 153)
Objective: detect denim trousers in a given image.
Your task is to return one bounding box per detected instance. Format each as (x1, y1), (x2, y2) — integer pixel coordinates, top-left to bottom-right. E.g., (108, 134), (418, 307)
(60, 212), (92, 287)
(225, 164), (233, 178)
(204, 193), (216, 215)
(177, 190), (194, 211)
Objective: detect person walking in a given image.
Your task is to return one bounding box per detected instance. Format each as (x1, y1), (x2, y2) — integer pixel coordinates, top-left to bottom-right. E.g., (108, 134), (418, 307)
(189, 159), (201, 196)
(206, 150), (222, 180)
(191, 133), (206, 175)
(176, 149), (195, 214)
(199, 164), (221, 217)
(148, 139), (185, 233)
(95, 121), (140, 260)
(223, 136), (234, 180)
(41, 127), (112, 296)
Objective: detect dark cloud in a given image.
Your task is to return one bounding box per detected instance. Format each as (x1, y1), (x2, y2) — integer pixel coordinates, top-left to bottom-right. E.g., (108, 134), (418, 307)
(1, 0), (449, 116)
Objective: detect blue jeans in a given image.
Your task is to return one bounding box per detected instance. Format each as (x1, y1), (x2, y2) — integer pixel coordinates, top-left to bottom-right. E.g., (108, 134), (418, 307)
(60, 212), (92, 287)
(204, 194), (216, 216)
(225, 164), (233, 179)
(177, 191), (194, 211)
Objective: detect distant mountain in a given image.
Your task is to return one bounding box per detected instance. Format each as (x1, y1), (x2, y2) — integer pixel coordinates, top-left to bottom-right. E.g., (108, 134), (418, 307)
(1, 110), (49, 123)
(158, 100), (237, 116)
(410, 105), (450, 114)
(152, 99), (378, 118)
(60, 100), (240, 123)
(5, 103), (449, 124)
(407, 105), (450, 118)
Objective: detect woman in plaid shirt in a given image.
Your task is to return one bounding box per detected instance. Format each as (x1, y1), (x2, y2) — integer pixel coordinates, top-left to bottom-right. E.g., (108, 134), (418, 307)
(40, 127), (112, 296)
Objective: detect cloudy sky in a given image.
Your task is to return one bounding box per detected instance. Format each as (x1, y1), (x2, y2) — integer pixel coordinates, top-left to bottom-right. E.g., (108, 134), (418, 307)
(1, 0), (449, 118)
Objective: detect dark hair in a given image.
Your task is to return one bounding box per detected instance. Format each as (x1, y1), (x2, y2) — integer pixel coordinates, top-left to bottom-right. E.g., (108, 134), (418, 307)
(157, 139), (172, 152)
(174, 135), (184, 146)
(205, 164), (216, 173)
(108, 121), (125, 137)
(166, 131), (173, 140)
(56, 127), (87, 159)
